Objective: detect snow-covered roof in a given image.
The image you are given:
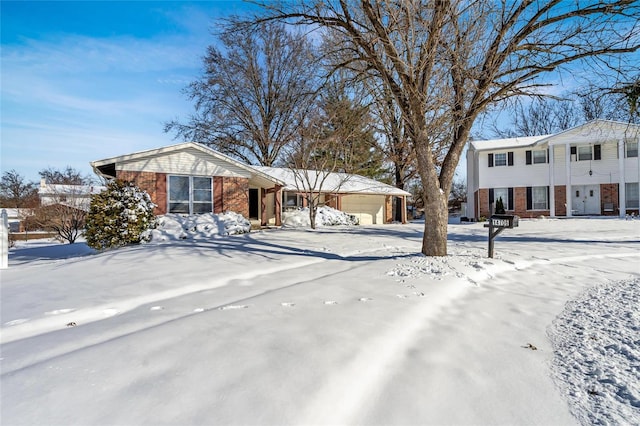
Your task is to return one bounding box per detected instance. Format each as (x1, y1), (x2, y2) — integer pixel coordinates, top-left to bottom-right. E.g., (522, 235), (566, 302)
(254, 166), (411, 196)
(469, 135), (550, 152)
(470, 119), (639, 151)
(90, 142), (285, 187)
(38, 183), (105, 197)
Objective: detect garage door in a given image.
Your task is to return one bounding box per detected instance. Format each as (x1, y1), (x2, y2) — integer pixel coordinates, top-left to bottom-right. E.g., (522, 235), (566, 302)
(341, 194), (385, 225)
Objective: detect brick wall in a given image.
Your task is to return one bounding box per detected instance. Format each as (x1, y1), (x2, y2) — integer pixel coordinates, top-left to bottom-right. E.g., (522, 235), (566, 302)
(477, 188), (489, 218)
(600, 183), (619, 216)
(116, 171), (167, 215)
(222, 177), (249, 218)
(554, 186), (566, 216)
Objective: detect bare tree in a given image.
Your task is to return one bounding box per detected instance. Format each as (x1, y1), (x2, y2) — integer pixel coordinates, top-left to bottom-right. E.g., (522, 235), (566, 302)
(30, 203), (86, 244)
(0, 170), (38, 208)
(166, 19), (320, 166)
(39, 166), (93, 185)
(252, 0), (640, 256)
(494, 85), (639, 137)
(286, 94), (363, 229)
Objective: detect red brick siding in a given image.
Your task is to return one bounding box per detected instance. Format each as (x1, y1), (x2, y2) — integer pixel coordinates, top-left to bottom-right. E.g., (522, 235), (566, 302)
(213, 176), (224, 214)
(222, 177), (249, 218)
(600, 183), (619, 216)
(554, 186), (566, 216)
(116, 171), (166, 215)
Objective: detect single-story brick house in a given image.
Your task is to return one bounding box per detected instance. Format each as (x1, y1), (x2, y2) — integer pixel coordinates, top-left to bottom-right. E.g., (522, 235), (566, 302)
(90, 142), (409, 226)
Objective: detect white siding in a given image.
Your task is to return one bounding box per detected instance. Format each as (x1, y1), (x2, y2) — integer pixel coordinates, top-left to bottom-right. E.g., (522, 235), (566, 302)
(478, 148), (549, 188)
(117, 148), (251, 178)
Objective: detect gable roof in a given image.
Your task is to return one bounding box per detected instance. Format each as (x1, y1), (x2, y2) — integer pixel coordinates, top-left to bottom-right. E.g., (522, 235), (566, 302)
(90, 142), (285, 186)
(470, 119), (639, 151)
(254, 166), (411, 196)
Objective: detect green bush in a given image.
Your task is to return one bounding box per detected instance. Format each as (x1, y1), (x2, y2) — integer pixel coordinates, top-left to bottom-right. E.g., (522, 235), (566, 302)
(85, 180), (156, 250)
(495, 197), (506, 214)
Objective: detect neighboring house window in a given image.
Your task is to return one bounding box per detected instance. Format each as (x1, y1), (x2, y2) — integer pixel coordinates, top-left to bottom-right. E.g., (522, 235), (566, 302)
(525, 149), (548, 164)
(626, 141), (638, 158)
(168, 175), (212, 214)
(489, 187), (513, 211)
(488, 151), (513, 167)
(626, 182), (639, 209)
(575, 144), (601, 161)
(526, 186), (549, 210)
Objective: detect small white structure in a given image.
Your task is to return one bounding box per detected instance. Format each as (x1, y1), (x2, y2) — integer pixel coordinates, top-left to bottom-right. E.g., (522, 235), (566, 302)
(466, 120), (640, 219)
(38, 179), (105, 211)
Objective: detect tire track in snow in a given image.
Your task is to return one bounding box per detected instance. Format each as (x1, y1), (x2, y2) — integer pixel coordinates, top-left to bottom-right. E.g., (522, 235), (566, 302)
(296, 251), (639, 425)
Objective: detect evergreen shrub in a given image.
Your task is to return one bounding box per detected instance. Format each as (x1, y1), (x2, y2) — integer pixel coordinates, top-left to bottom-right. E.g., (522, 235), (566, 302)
(85, 180), (156, 250)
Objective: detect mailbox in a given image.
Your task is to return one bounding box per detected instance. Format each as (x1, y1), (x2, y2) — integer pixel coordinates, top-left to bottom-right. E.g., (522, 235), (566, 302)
(489, 214), (519, 229)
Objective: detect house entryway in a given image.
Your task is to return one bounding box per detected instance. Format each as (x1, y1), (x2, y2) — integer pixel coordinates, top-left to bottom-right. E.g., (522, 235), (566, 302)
(249, 188), (259, 220)
(571, 185), (600, 215)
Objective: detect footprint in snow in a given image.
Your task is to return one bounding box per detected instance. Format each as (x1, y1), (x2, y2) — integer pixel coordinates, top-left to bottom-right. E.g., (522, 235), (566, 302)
(414, 292), (426, 297)
(193, 308), (206, 313)
(4, 318), (29, 326)
(45, 308), (75, 316)
(150, 306), (164, 311)
(324, 300), (338, 305)
(219, 305), (249, 310)
(281, 302), (296, 307)
(358, 297), (373, 302)
(396, 294), (410, 299)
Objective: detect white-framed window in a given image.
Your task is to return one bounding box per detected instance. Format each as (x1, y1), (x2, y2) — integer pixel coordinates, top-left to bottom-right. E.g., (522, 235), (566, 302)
(493, 187), (509, 210)
(626, 141), (638, 158)
(532, 186), (548, 210)
(283, 192), (302, 210)
(494, 153), (507, 166)
(533, 150), (547, 164)
(168, 175), (212, 214)
(626, 182), (639, 209)
(578, 145), (592, 161)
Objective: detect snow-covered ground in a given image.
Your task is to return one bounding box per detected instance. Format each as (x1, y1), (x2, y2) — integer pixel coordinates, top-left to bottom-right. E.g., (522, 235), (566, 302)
(1, 217), (638, 425)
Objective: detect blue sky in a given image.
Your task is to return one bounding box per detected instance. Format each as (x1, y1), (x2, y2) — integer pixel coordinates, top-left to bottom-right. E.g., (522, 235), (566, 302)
(1, 1), (256, 182)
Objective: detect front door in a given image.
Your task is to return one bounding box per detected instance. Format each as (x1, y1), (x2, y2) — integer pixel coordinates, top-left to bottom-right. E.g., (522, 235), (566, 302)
(572, 185), (600, 215)
(249, 188), (259, 220)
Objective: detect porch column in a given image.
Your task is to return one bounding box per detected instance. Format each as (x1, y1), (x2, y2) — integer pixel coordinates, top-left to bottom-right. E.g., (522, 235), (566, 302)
(260, 188), (267, 226)
(401, 196), (407, 224)
(618, 139), (626, 218)
(274, 185), (282, 226)
(565, 144), (572, 217)
(549, 145), (555, 217)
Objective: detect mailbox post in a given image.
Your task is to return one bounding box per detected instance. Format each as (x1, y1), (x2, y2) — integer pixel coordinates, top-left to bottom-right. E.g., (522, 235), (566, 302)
(484, 214), (519, 258)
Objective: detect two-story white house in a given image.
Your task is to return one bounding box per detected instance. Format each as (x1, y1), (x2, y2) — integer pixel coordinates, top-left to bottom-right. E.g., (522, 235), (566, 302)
(466, 120), (640, 219)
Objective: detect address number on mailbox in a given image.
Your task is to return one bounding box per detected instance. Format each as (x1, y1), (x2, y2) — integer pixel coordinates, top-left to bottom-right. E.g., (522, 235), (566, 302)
(489, 214), (519, 229)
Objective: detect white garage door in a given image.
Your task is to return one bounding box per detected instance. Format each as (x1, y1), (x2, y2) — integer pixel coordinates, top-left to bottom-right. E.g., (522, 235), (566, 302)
(341, 194), (385, 225)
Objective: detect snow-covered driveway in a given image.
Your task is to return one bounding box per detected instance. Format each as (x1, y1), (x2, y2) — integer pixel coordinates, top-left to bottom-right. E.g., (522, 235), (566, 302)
(1, 219), (638, 425)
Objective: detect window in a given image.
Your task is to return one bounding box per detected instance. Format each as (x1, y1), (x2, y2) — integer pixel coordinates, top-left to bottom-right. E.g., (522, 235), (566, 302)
(626, 141), (638, 158)
(575, 144), (602, 161)
(533, 150), (547, 164)
(168, 175), (212, 214)
(626, 182), (639, 209)
(578, 146), (592, 161)
(488, 152), (513, 167)
(526, 149), (548, 164)
(494, 188), (508, 210)
(532, 187), (548, 210)
(284, 192), (302, 210)
(527, 186), (548, 210)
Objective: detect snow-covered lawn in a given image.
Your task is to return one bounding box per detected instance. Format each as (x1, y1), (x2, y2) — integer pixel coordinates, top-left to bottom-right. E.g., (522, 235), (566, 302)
(1, 217), (638, 425)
